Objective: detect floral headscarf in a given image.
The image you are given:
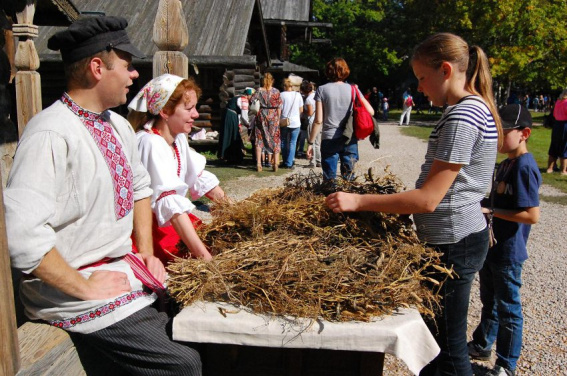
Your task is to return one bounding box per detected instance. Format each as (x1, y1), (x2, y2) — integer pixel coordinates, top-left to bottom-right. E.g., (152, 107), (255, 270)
(128, 74), (184, 115)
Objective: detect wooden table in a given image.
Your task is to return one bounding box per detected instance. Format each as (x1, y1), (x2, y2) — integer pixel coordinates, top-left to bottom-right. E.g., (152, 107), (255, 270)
(173, 302), (440, 375)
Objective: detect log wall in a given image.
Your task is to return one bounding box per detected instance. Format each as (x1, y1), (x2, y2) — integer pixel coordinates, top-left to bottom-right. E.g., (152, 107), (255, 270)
(219, 68), (261, 107)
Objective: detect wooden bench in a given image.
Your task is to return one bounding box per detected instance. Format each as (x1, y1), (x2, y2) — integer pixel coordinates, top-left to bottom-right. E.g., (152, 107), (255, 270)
(17, 321), (126, 376)
(17, 322), (86, 376)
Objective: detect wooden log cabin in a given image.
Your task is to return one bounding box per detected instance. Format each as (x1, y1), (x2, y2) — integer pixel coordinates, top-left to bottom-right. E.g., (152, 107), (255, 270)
(32, 0), (272, 146)
(30, 0), (328, 143)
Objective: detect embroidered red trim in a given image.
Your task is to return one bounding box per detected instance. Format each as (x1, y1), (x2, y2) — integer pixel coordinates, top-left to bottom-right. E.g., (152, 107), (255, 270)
(149, 128), (181, 176)
(157, 190), (176, 202)
(62, 93), (134, 220)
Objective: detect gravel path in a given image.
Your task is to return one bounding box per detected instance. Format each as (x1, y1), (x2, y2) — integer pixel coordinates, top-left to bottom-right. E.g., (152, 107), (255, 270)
(199, 121), (567, 375)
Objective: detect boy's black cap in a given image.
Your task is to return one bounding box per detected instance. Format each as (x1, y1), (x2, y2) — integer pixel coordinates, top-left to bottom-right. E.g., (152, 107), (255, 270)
(47, 16), (145, 64)
(499, 104), (532, 129)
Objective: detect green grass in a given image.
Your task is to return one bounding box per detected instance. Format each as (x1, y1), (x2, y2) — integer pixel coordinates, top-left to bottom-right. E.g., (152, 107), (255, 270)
(194, 142), (294, 183)
(398, 121), (567, 204)
(385, 109), (444, 123)
(194, 112), (566, 205)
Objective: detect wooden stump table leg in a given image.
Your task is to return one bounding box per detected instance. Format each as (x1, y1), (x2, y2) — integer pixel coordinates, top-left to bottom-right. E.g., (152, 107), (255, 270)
(360, 351), (385, 376)
(286, 348), (303, 376)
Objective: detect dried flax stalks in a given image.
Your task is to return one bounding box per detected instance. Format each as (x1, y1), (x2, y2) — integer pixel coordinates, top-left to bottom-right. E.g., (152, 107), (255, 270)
(168, 169), (454, 322)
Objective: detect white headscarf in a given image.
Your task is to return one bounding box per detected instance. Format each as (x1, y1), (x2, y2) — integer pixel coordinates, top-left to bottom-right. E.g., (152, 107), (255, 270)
(128, 74), (185, 115)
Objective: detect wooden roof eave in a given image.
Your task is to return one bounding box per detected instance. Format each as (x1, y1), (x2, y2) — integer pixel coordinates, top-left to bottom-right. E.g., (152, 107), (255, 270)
(39, 53), (258, 68)
(267, 60), (318, 75)
(35, 0), (80, 26)
(263, 19), (333, 29)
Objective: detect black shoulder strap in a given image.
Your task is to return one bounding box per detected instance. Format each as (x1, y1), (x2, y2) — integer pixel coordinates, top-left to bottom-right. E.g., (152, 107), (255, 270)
(435, 95), (488, 132)
(455, 95), (487, 106)
(444, 95), (488, 116)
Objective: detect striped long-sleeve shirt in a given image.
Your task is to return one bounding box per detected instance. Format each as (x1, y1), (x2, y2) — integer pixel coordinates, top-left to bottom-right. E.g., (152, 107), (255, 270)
(413, 96), (498, 244)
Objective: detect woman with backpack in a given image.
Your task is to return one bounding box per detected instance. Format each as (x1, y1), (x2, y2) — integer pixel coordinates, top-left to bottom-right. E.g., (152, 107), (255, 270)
(306, 57), (374, 182)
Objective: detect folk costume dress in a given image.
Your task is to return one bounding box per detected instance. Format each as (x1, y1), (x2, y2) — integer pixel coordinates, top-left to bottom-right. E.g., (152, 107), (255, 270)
(5, 94), (155, 333)
(136, 127), (219, 263)
(251, 87), (283, 154)
(128, 74), (220, 264)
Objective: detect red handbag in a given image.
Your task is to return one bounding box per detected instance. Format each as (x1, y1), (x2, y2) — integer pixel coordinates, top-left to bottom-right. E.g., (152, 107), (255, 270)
(351, 85), (374, 140)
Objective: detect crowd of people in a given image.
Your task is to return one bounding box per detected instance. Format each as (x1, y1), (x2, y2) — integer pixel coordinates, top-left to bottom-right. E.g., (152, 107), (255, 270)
(3, 14), (559, 376)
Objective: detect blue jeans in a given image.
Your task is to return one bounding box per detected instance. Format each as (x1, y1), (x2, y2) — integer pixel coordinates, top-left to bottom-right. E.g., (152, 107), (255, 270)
(321, 137), (359, 181)
(281, 127), (300, 167)
(472, 261), (523, 371)
(420, 228), (489, 376)
(296, 129), (307, 155)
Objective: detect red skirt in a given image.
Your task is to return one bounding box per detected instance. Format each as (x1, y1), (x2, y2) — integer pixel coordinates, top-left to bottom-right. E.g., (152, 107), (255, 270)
(132, 213), (203, 264)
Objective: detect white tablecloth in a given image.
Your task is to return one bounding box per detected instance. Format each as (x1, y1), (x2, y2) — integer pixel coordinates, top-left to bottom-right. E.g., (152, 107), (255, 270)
(173, 302), (439, 375)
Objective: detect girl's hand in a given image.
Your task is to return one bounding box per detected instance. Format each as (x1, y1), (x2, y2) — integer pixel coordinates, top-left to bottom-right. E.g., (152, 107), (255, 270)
(325, 192), (360, 213)
(206, 186), (226, 203)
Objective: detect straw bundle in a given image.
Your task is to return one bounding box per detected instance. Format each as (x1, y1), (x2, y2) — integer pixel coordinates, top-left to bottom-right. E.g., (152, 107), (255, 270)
(167, 169), (453, 321)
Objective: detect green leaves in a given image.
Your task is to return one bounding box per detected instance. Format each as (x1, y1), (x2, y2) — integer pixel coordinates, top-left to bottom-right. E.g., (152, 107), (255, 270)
(290, 0), (396, 86)
(291, 0), (567, 91)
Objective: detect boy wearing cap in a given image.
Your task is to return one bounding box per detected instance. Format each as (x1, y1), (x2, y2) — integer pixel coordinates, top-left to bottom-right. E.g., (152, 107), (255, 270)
(5, 16), (202, 375)
(468, 104), (542, 376)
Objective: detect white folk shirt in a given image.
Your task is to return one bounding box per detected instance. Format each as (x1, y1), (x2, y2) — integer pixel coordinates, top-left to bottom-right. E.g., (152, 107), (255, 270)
(136, 130), (219, 226)
(5, 100), (154, 334)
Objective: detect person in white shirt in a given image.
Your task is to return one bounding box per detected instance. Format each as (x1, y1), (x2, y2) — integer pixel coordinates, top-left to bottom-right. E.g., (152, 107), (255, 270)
(5, 17), (202, 375)
(299, 80), (318, 167)
(279, 78), (304, 169)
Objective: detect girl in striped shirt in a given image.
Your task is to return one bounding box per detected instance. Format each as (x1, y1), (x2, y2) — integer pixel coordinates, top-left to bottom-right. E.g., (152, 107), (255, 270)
(325, 33), (502, 376)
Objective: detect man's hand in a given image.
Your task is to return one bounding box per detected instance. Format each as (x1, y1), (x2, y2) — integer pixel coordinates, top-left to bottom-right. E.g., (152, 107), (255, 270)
(32, 248), (136, 301)
(82, 270), (132, 300)
(137, 253), (167, 284)
(325, 192), (361, 213)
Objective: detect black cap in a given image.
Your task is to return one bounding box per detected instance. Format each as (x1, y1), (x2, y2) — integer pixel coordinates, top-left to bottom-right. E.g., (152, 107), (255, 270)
(47, 16), (145, 64)
(499, 104), (532, 129)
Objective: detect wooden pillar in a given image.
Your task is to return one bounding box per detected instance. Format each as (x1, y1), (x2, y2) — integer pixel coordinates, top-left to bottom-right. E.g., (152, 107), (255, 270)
(0, 177), (20, 375)
(153, 0), (189, 78)
(13, 2), (41, 137)
(1, 26), (18, 188)
(280, 22), (289, 61)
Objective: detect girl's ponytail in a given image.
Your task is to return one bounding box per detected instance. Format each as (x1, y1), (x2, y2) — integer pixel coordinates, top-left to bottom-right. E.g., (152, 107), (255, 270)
(466, 45), (502, 147)
(412, 33), (502, 147)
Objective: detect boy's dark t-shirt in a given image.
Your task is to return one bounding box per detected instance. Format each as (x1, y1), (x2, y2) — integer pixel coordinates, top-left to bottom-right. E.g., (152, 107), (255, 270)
(487, 152), (542, 264)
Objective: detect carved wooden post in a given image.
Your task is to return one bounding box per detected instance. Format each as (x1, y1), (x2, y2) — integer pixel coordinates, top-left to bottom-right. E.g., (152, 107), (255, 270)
(153, 0), (189, 78)
(0, 175), (20, 375)
(280, 22), (289, 61)
(1, 26), (18, 188)
(13, 1), (41, 137)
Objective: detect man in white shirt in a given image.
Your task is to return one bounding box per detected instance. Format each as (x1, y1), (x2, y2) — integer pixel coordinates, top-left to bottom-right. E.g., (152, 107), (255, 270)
(5, 16), (202, 375)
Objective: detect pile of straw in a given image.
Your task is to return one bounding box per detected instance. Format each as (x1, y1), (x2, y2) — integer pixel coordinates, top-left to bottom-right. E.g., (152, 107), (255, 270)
(167, 169), (453, 321)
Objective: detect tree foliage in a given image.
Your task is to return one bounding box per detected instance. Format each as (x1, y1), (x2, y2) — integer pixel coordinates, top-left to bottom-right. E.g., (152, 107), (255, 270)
(290, 0), (567, 95)
(290, 0), (402, 88)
